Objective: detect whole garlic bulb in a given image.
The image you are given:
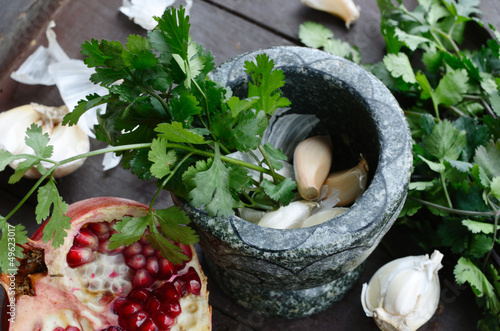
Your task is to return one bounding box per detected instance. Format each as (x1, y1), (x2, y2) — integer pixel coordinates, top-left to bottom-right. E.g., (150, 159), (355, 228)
(0, 103), (90, 178)
(361, 250), (444, 331)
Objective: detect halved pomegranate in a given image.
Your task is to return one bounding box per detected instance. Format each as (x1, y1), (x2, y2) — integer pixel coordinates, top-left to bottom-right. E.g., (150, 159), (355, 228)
(0, 197), (211, 330)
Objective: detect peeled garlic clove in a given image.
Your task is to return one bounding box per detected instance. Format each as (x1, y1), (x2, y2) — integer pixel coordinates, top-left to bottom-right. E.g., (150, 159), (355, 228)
(301, 207), (347, 228)
(323, 156), (368, 206)
(361, 250), (444, 331)
(301, 0), (360, 28)
(258, 201), (318, 229)
(0, 103), (90, 178)
(294, 136), (333, 201)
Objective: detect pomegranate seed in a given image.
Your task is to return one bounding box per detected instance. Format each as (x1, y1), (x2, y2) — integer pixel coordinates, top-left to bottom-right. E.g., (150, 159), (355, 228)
(117, 300), (142, 316)
(178, 243), (193, 260)
(133, 269), (154, 288)
(104, 327), (123, 331)
(173, 277), (187, 297)
(145, 296), (161, 313)
(126, 254), (147, 270)
(73, 228), (98, 250)
(128, 288), (151, 303)
(146, 257), (159, 277)
(127, 311), (148, 330)
(66, 246), (95, 268)
(98, 238), (125, 255)
(157, 258), (175, 280)
(184, 267), (202, 295)
(151, 311), (175, 329)
(113, 298), (128, 314)
(154, 282), (179, 301)
(142, 244), (156, 257)
(160, 298), (182, 318)
(137, 318), (158, 331)
(66, 327), (80, 331)
(124, 242), (143, 257)
(53, 328), (65, 331)
(139, 232), (150, 244)
(87, 222), (110, 239)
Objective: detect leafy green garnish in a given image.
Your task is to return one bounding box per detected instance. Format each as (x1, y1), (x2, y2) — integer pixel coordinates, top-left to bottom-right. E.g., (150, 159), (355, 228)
(300, 0), (500, 328)
(0, 6), (294, 272)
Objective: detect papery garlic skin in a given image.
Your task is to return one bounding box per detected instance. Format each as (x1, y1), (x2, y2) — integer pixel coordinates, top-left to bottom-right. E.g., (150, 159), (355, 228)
(323, 156), (368, 206)
(361, 250), (444, 331)
(301, 0), (360, 28)
(0, 104), (90, 178)
(258, 201), (318, 229)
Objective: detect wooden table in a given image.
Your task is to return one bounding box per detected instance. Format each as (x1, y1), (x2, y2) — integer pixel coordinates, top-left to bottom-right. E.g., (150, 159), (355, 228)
(1, 0), (499, 329)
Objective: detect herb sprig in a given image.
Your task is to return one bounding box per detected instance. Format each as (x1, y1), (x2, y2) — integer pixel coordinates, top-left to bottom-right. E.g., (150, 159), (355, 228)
(300, 0), (500, 328)
(0, 6), (293, 268)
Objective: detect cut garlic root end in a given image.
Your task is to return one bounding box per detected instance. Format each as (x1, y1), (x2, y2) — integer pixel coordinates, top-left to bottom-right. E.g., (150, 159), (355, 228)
(0, 103), (90, 178)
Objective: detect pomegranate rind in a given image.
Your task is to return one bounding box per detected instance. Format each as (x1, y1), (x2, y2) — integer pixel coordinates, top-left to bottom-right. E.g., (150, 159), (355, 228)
(0, 197), (211, 331)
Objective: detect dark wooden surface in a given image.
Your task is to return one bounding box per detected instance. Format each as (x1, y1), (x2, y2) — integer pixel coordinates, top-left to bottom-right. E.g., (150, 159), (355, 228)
(1, 0), (499, 330)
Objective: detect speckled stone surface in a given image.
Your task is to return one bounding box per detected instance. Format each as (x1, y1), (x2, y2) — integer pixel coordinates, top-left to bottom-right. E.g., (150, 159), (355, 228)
(182, 46), (413, 318)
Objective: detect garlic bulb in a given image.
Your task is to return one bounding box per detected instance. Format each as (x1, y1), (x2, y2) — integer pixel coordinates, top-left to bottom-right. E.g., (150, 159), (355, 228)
(323, 156), (368, 206)
(294, 136), (333, 201)
(301, 0), (360, 28)
(361, 250), (444, 331)
(0, 103), (90, 178)
(257, 201), (318, 229)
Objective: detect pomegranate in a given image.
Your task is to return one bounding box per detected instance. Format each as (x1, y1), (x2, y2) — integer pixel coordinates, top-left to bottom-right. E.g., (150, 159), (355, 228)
(0, 197), (211, 330)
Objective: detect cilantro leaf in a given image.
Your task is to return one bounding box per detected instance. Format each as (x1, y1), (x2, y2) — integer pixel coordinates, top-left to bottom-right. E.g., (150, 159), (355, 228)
(245, 54), (291, 115)
(148, 138), (177, 179)
(0, 220), (28, 273)
(155, 207), (198, 245)
(147, 231), (188, 266)
(474, 139), (500, 179)
(383, 53), (417, 84)
(261, 177), (296, 205)
(155, 122), (206, 144)
(423, 120), (466, 161)
(109, 215), (150, 249)
(188, 145), (237, 217)
(454, 257), (500, 313)
(462, 219), (495, 235)
(35, 180), (71, 247)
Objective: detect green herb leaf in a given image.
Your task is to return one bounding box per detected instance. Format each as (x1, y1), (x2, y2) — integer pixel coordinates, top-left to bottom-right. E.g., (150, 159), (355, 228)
(155, 207), (198, 245)
(188, 145), (237, 217)
(245, 54), (291, 115)
(0, 219), (28, 273)
(109, 215), (150, 249)
(383, 53), (417, 84)
(148, 138), (177, 179)
(35, 180), (71, 247)
(155, 122), (206, 144)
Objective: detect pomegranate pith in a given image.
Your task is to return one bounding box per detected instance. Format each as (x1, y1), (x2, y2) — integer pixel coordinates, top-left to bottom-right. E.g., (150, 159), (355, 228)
(0, 197), (211, 331)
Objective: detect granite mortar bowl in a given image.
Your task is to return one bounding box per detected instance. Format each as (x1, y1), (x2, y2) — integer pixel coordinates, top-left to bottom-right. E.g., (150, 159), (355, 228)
(175, 46), (413, 318)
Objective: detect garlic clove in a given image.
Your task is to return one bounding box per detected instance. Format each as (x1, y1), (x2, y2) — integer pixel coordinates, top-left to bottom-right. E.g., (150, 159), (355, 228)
(294, 136), (333, 201)
(238, 207), (267, 224)
(301, 0), (360, 28)
(0, 103), (90, 178)
(258, 201), (318, 229)
(323, 156), (368, 206)
(361, 250), (444, 331)
(301, 207), (347, 228)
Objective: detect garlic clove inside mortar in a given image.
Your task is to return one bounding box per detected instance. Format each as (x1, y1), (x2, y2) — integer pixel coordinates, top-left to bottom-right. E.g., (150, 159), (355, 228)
(361, 250), (444, 331)
(0, 103), (90, 178)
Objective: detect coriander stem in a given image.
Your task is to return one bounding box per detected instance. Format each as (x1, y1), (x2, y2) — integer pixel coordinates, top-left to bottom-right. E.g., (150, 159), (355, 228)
(3, 168), (54, 222)
(408, 196), (496, 217)
(258, 145), (278, 184)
